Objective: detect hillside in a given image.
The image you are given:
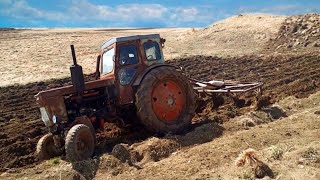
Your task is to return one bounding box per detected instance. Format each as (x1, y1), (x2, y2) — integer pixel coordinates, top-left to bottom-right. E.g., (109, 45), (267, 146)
(165, 14), (286, 58)
(0, 14), (286, 87)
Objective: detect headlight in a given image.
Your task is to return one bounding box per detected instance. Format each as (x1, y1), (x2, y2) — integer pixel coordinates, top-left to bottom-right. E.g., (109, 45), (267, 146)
(39, 107), (50, 126)
(52, 115), (59, 124)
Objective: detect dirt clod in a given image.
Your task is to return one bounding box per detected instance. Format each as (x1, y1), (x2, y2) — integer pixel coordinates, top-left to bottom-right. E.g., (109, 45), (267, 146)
(111, 144), (132, 163)
(254, 161), (274, 179)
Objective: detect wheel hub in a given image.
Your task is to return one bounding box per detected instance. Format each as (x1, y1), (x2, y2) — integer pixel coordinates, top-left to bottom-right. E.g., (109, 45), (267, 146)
(167, 98), (174, 106)
(151, 80), (185, 122)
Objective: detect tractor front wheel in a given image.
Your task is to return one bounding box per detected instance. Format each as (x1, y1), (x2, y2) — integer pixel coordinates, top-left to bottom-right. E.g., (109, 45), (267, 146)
(36, 133), (61, 160)
(65, 124), (95, 162)
(135, 66), (196, 134)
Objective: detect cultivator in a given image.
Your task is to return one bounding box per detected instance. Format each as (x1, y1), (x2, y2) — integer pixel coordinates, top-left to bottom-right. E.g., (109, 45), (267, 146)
(190, 78), (263, 96)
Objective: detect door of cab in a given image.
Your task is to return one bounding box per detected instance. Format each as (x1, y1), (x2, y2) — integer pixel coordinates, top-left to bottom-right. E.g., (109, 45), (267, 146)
(115, 41), (143, 105)
(100, 44), (116, 81)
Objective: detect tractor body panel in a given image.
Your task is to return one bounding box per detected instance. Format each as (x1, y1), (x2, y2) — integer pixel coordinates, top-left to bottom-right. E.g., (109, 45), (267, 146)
(35, 79), (114, 127)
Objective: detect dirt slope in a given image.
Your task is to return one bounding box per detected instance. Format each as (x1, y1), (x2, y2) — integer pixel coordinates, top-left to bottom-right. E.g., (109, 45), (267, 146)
(2, 90), (319, 180)
(167, 14), (286, 57)
(94, 92), (320, 180)
(269, 13), (320, 50)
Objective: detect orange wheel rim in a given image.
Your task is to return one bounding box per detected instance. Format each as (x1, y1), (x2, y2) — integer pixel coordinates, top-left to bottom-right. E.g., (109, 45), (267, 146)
(151, 80), (184, 122)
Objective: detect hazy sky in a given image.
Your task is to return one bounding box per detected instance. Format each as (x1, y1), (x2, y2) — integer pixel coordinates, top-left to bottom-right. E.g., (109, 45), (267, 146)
(0, 0), (319, 28)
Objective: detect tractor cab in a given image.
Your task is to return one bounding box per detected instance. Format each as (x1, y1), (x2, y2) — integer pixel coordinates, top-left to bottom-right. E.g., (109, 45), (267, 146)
(96, 34), (166, 105)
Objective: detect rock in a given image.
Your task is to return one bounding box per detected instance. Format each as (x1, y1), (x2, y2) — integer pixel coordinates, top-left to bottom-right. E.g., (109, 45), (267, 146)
(263, 105), (287, 119)
(254, 161), (274, 179)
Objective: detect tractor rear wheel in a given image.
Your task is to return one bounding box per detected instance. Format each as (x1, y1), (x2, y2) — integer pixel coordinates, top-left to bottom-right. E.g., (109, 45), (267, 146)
(65, 124), (95, 162)
(135, 66), (196, 134)
(36, 133), (60, 160)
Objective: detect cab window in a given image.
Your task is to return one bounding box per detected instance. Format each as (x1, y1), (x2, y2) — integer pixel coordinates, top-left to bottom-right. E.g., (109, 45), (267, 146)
(144, 42), (161, 61)
(119, 45), (138, 65)
(102, 48), (114, 74)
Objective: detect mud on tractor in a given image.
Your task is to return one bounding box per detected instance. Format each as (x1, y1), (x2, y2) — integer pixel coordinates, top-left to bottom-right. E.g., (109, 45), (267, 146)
(35, 34), (262, 162)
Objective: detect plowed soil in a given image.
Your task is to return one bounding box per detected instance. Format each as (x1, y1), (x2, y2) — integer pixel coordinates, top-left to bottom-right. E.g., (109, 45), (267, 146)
(0, 78), (69, 171)
(169, 53), (320, 102)
(0, 52), (319, 172)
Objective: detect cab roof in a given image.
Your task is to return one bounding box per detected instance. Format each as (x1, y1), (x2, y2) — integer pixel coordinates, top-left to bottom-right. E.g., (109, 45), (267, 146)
(101, 34), (160, 50)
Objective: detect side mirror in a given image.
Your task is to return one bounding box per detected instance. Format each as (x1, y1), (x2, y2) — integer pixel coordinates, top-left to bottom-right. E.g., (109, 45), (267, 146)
(95, 55), (101, 80)
(160, 38), (166, 48)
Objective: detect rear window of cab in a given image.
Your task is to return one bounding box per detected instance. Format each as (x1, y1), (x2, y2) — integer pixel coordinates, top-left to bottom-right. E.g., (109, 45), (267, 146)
(144, 42), (161, 61)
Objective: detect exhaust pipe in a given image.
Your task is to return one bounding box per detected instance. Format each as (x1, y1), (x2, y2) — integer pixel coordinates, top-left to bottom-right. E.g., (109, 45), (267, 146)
(70, 45), (85, 98)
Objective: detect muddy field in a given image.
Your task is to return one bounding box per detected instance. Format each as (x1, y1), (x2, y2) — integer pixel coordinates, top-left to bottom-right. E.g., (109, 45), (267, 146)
(170, 53), (320, 102)
(0, 51), (319, 172)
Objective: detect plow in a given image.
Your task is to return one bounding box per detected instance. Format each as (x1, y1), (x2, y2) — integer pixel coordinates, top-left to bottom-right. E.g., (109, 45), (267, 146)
(35, 34), (263, 162)
(190, 78), (262, 95)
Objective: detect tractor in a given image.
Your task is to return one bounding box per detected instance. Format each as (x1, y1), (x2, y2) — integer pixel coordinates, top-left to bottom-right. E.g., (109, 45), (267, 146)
(35, 34), (263, 162)
(35, 34), (196, 162)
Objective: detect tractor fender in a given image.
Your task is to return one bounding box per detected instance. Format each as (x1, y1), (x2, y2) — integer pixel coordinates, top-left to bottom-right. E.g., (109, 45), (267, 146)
(133, 64), (178, 86)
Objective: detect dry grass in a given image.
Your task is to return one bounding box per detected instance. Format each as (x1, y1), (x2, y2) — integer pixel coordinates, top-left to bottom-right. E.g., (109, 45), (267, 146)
(0, 14), (286, 87)
(0, 28), (189, 87)
(174, 14), (286, 57)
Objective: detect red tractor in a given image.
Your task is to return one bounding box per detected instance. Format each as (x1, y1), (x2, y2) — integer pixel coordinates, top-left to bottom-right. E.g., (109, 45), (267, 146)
(35, 34), (263, 162)
(35, 34), (196, 162)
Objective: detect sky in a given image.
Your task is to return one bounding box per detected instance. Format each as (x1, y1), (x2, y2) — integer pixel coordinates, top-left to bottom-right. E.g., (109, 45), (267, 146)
(0, 0), (319, 28)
